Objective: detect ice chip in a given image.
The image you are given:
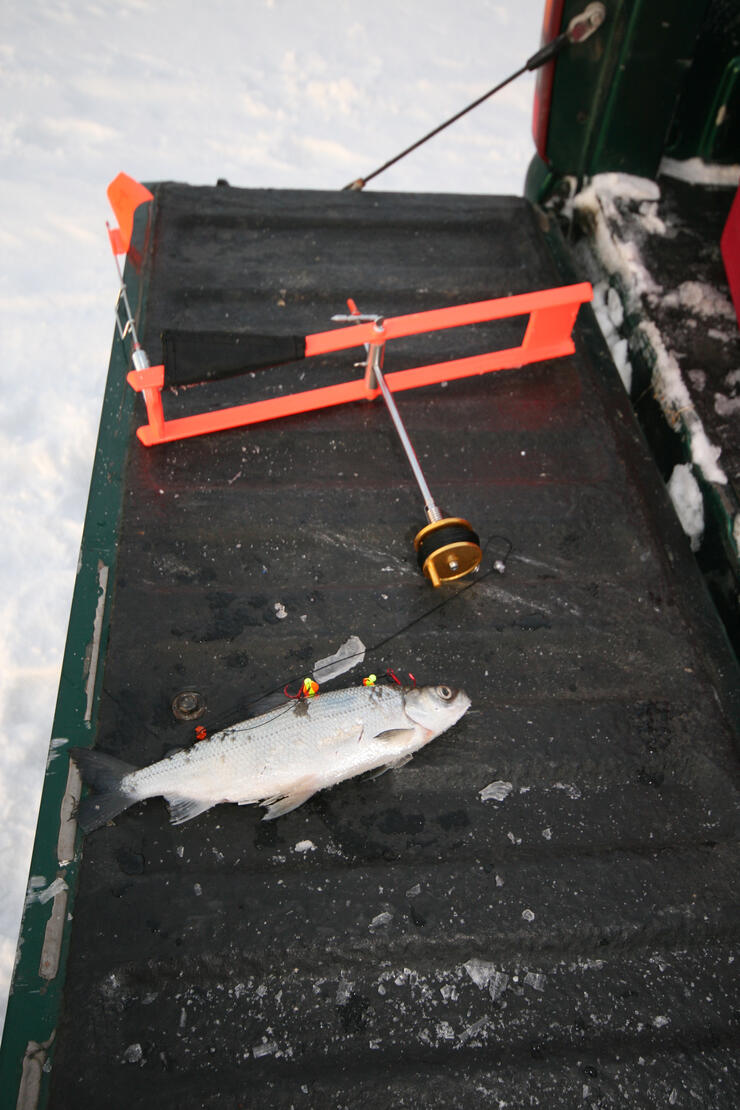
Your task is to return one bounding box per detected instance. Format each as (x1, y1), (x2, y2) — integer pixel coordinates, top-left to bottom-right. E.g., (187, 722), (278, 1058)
(312, 635), (366, 682)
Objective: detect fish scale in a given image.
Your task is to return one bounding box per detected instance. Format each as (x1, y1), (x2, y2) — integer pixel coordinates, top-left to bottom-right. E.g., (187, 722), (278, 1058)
(71, 683), (471, 831)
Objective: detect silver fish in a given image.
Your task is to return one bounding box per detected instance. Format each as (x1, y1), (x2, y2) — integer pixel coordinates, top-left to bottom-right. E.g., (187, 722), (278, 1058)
(71, 682), (470, 832)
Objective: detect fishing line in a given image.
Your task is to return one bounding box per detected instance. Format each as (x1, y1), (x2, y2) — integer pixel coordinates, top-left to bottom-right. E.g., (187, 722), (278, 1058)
(341, 4), (607, 191)
(199, 530), (513, 737)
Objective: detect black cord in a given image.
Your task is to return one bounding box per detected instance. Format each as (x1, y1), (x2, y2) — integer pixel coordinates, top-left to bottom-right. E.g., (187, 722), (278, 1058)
(342, 33), (572, 192)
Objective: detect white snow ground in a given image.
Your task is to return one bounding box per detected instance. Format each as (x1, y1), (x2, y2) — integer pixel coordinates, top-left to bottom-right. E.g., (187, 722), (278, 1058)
(0, 0), (542, 1034)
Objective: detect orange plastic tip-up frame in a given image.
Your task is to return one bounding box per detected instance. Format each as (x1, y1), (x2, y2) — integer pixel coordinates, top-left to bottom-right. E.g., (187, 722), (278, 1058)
(107, 172), (592, 447)
(107, 172), (154, 256)
(126, 283), (592, 446)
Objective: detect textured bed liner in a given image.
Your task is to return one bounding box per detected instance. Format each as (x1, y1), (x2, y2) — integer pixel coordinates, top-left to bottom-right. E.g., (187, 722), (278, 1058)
(24, 184), (740, 1107)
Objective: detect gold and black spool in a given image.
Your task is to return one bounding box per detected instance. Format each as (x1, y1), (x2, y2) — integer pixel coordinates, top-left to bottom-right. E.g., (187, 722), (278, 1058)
(414, 516), (482, 587)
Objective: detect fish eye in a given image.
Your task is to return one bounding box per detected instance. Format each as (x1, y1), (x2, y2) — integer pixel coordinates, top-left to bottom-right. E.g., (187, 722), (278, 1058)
(437, 685), (454, 700)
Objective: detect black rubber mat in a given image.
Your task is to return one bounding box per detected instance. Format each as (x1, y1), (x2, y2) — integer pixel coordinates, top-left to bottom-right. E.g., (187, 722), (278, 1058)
(48, 185), (740, 1108)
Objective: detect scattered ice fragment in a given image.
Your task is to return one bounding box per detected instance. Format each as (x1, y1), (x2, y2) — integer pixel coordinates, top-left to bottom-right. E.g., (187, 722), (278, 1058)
(312, 635), (366, 682)
(463, 958), (498, 989)
(435, 1021), (455, 1040)
(252, 1041), (277, 1058)
(553, 781), (582, 800)
(652, 1015), (670, 1029)
(406, 883), (421, 898)
(521, 908), (535, 922)
(37, 877), (68, 905)
(489, 971), (509, 1001)
(193, 882), (202, 897)
(294, 840), (316, 854)
(507, 831), (522, 845)
(542, 827), (552, 840)
(274, 602), (288, 619)
(524, 971), (546, 992)
(122, 1043), (144, 1065)
(479, 780), (513, 803)
(462, 960), (509, 1000)
(460, 1016), (489, 1042)
(336, 978), (354, 1006)
(369, 911), (393, 930)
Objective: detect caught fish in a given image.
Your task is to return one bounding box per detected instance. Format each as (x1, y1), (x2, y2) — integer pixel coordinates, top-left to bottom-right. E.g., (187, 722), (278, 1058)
(71, 682), (470, 832)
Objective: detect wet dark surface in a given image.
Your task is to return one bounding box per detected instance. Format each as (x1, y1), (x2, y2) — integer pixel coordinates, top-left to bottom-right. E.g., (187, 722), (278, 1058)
(49, 185), (740, 1107)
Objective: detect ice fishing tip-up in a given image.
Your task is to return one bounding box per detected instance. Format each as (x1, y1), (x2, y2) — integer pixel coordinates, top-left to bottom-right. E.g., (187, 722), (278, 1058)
(106, 172), (592, 585)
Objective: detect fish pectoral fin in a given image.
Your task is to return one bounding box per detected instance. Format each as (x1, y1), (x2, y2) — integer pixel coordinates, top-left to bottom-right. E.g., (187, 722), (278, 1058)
(261, 782), (318, 821)
(365, 754), (414, 780)
(372, 727), (417, 744)
(166, 794), (217, 825)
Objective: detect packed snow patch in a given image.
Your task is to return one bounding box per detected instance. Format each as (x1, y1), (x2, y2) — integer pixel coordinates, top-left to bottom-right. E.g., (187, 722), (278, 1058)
(590, 282), (633, 393)
(662, 281), (735, 320)
(667, 465), (704, 552)
(659, 157), (740, 187)
(636, 320), (727, 485)
(571, 175), (662, 306)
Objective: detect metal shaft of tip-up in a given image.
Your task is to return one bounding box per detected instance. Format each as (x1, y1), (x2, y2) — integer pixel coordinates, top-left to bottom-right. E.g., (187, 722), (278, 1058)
(373, 345), (444, 524)
(332, 304), (482, 586)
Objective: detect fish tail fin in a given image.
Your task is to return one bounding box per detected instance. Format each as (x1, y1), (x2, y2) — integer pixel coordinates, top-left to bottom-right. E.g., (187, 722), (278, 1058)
(69, 748), (140, 832)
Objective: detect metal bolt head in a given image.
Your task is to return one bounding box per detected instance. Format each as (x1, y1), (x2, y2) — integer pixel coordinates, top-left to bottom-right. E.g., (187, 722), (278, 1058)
(172, 690), (206, 721)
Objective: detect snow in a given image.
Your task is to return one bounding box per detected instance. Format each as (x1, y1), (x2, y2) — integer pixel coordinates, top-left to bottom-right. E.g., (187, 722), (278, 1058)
(667, 464), (704, 553)
(570, 176), (662, 304)
(0, 0), (543, 1034)
(591, 280), (633, 392)
(568, 172), (731, 485)
(637, 319), (728, 485)
(662, 282), (735, 320)
(659, 157), (740, 187)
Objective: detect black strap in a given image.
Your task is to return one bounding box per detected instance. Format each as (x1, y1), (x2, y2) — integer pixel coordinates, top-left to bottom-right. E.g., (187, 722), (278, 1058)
(161, 330), (306, 387)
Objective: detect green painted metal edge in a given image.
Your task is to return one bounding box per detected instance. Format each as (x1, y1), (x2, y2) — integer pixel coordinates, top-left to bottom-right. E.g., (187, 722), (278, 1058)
(698, 55), (740, 160)
(542, 0), (710, 183)
(0, 197), (155, 1110)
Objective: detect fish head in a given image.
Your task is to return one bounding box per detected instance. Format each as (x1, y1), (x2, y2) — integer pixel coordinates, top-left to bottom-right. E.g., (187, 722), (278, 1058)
(403, 684), (471, 738)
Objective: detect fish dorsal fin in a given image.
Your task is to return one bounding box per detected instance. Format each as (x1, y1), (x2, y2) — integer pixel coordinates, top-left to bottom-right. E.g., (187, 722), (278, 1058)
(166, 794), (216, 825)
(372, 728), (417, 744)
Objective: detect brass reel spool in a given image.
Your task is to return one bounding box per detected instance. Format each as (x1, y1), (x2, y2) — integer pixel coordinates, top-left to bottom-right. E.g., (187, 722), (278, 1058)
(414, 517), (482, 587)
